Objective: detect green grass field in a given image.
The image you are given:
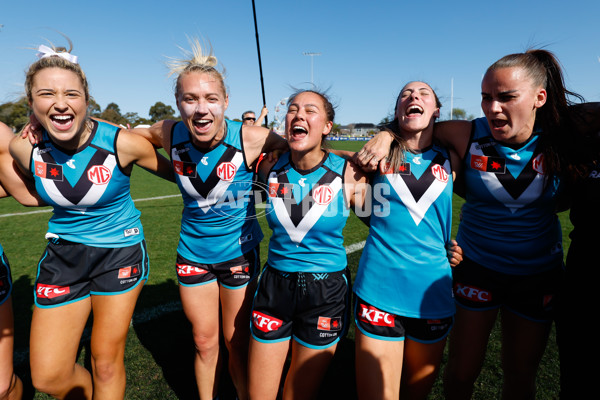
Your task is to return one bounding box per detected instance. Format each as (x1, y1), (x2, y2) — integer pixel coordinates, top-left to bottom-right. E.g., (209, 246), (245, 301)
(0, 141), (566, 399)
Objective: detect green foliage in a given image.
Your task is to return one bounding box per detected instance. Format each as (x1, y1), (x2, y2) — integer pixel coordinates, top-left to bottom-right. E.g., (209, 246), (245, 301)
(0, 97), (30, 131)
(148, 101), (176, 123)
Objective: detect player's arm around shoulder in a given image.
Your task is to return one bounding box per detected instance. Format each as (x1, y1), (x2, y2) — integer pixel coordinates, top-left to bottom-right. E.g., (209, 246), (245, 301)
(128, 119), (176, 152)
(242, 125), (288, 170)
(3, 123), (43, 206)
(344, 159), (369, 213)
(117, 129), (175, 182)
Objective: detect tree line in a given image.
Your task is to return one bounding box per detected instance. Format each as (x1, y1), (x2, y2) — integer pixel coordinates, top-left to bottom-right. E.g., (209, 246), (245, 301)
(0, 97), (179, 131)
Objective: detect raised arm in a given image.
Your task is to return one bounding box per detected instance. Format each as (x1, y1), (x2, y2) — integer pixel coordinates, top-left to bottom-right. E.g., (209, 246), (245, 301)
(254, 105), (269, 127)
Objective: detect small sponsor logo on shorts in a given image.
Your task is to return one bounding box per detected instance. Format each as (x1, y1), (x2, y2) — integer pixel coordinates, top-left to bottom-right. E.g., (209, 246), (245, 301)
(358, 303), (395, 327)
(36, 283), (71, 299)
(238, 234), (253, 245)
(176, 264), (208, 277)
(230, 265), (250, 275)
(118, 264), (141, 279)
(123, 228), (140, 237)
(252, 311), (282, 332)
(317, 316), (342, 331)
(454, 283), (491, 302)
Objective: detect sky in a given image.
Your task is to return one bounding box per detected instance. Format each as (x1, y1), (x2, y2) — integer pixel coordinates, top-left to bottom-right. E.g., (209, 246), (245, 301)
(1, 0), (599, 128)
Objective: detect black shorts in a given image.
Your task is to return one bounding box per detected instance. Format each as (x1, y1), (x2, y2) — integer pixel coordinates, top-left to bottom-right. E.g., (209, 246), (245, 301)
(0, 252), (13, 305)
(452, 256), (562, 322)
(175, 246), (260, 289)
(354, 296), (453, 343)
(35, 239), (149, 308)
(251, 265), (351, 349)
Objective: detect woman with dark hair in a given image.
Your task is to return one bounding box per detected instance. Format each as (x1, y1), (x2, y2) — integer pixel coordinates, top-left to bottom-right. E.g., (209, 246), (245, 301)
(248, 89), (368, 400)
(358, 49), (583, 399)
(353, 81), (461, 400)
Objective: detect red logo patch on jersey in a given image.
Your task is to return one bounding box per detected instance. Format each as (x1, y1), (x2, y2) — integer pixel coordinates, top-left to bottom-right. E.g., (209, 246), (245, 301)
(431, 164), (449, 183)
(36, 283), (70, 299)
(313, 185), (334, 205)
(35, 161), (64, 181)
(317, 316), (342, 331)
(470, 155), (506, 173)
(217, 162), (237, 182)
(173, 160), (197, 177)
(380, 162), (411, 175)
(357, 303), (395, 327)
(268, 182), (293, 198)
(532, 153), (545, 175)
(87, 165), (112, 185)
(252, 311), (283, 332)
(176, 264), (208, 277)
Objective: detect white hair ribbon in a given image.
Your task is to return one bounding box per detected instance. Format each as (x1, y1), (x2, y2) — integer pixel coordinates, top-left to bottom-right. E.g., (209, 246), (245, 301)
(36, 45), (78, 64)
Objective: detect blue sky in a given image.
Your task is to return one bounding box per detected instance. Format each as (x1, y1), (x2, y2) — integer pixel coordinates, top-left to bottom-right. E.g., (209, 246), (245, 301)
(1, 0), (599, 127)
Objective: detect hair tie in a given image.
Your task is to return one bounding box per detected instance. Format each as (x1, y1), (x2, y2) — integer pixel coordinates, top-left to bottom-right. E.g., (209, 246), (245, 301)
(36, 45), (78, 64)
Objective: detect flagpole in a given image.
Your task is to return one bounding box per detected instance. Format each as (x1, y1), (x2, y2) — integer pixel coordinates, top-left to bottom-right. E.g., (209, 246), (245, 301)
(251, 0), (267, 126)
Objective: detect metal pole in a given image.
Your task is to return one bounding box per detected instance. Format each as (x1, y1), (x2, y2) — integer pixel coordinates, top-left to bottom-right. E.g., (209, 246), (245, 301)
(303, 52), (321, 88)
(251, 0), (267, 126)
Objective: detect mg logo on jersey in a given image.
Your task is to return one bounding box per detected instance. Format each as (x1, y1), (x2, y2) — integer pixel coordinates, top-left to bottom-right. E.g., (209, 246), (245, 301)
(313, 185), (334, 205)
(176, 264), (208, 277)
(87, 165), (112, 185)
(431, 164), (449, 183)
(454, 283), (491, 302)
(532, 153), (545, 175)
(217, 162), (237, 182)
(252, 311), (283, 332)
(36, 283), (70, 299)
(358, 303), (395, 327)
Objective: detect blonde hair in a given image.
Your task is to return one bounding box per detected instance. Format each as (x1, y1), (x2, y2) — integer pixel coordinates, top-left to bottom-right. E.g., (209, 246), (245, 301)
(25, 38), (89, 103)
(167, 37), (227, 98)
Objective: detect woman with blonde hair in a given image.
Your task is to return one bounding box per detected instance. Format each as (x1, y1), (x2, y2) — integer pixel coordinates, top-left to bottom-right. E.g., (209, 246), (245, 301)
(9, 40), (173, 399)
(132, 38), (287, 400)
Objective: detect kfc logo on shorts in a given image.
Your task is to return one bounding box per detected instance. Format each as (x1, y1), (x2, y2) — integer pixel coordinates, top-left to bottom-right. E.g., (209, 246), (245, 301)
(454, 283), (491, 302)
(176, 264), (208, 277)
(36, 283), (70, 299)
(431, 164), (449, 183)
(217, 162), (237, 182)
(358, 303), (395, 327)
(87, 165), (112, 185)
(317, 316), (342, 331)
(230, 265), (249, 275)
(252, 311), (283, 332)
(118, 264), (141, 279)
(312, 185), (334, 205)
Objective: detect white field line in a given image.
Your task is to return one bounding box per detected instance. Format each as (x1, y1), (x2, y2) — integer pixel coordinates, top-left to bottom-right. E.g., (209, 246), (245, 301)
(0, 194), (181, 218)
(13, 240), (366, 364)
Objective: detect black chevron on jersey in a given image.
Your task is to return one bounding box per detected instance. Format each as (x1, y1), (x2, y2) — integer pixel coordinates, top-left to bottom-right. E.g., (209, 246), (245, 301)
(399, 152), (447, 202)
(174, 142), (240, 198)
(478, 138), (542, 200)
(37, 142), (113, 205)
(274, 163), (341, 227)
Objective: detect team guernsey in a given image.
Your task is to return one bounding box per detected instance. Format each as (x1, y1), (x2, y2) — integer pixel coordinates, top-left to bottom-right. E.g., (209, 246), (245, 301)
(457, 117), (562, 275)
(265, 151), (348, 273)
(31, 120), (143, 247)
(354, 145), (454, 319)
(170, 119), (262, 263)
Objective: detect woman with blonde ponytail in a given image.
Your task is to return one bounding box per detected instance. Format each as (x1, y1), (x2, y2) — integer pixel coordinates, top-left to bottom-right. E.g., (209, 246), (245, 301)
(9, 39), (174, 400)
(132, 38), (287, 400)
